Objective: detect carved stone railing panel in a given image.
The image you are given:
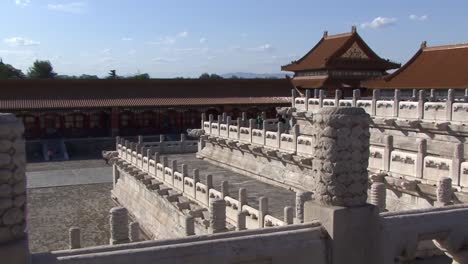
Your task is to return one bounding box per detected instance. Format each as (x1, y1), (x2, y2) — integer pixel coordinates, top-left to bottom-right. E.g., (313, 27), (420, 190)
(452, 103), (468, 122)
(242, 205), (260, 230)
(376, 100), (394, 117)
(398, 102), (419, 119)
(265, 131), (278, 149)
(296, 135), (314, 156)
(219, 124), (228, 138)
(356, 100), (373, 115)
(295, 97), (307, 112)
(423, 156), (452, 182)
(424, 102), (447, 121)
(279, 134), (295, 153)
(322, 99), (336, 108)
(369, 146), (385, 171)
(390, 151), (417, 177)
(251, 129), (264, 145)
(308, 98), (321, 112)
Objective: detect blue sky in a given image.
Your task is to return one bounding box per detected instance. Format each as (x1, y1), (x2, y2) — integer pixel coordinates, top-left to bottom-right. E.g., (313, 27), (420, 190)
(1, 0), (467, 78)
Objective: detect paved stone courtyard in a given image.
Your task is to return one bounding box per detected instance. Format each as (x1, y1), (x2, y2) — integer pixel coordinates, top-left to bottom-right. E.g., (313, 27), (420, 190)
(27, 159), (115, 253)
(26, 154), (295, 252)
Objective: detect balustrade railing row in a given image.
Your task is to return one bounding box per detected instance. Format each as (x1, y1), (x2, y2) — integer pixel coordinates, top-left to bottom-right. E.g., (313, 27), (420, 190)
(116, 140), (291, 230)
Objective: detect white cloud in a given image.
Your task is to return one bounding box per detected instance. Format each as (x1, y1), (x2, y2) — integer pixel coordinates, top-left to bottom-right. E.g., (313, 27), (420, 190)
(15, 0), (31, 6)
(152, 57), (178, 63)
(3, 37), (40, 47)
(122, 37), (133, 41)
(248, 44), (274, 52)
(199, 37), (206, 44)
(47, 2), (86, 14)
(147, 32), (189, 45)
(409, 14), (428, 21)
(101, 48), (111, 55)
(178, 31), (188, 38)
(361, 16), (397, 29)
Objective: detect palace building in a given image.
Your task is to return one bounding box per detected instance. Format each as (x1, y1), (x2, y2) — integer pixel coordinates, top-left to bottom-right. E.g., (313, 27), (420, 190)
(282, 26), (400, 96)
(363, 41), (468, 96)
(0, 79), (291, 139)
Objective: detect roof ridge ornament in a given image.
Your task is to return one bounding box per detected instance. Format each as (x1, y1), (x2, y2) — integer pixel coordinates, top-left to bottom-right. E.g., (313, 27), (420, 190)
(351, 25), (357, 33)
(421, 41), (427, 49)
(323, 30), (328, 38)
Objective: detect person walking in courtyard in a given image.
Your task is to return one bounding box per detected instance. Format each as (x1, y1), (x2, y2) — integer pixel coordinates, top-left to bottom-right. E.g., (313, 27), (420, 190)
(256, 114), (263, 129)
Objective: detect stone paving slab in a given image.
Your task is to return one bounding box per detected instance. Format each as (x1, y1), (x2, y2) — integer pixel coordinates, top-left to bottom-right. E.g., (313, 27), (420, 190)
(162, 153), (296, 219)
(27, 167), (112, 188)
(27, 183), (115, 253)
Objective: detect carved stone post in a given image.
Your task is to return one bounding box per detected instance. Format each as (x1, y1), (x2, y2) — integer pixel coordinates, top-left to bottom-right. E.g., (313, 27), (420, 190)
(171, 160), (177, 186)
(372, 89), (380, 117)
(159, 134), (165, 143)
(146, 148), (152, 172)
(310, 107), (370, 206)
(383, 135), (393, 172)
(295, 191), (312, 223)
(153, 152), (160, 164)
(69, 227), (81, 249)
(238, 188), (247, 213)
(221, 181), (229, 198)
(452, 143), (463, 186)
(258, 197), (268, 228)
(206, 174), (213, 205)
(430, 89), (436, 101)
(138, 135), (143, 144)
(393, 89), (400, 117)
(370, 182), (386, 212)
(242, 112), (247, 125)
(352, 89), (361, 107)
(416, 139), (426, 179)
(129, 222), (140, 242)
(236, 212), (246, 231)
(412, 89), (418, 101)
(314, 89), (319, 99)
(446, 89), (455, 121)
(222, 112), (227, 123)
(304, 107), (378, 264)
(248, 119), (255, 143)
(291, 89), (297, 108)
(318, 89), (325, 108)
(436, 177), (453, 206)
(115, 136), (121, 151)
(109, 207), (130, 245)
(305, 89), (311, 111)
(418, 90), (425, 119)
(209, 198), (227, 233)
(335, 89), (342, 107)
(201, 113), (206, 129)
(284, 206), (294, 225)
(181, 164), (188, 192)
(193, 169), (199, 200)
(0, 114), (28, 264)
(185, 216), (195, 236)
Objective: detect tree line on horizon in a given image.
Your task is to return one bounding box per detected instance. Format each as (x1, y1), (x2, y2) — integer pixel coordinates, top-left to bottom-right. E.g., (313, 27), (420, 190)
(0, 59), (279, 80)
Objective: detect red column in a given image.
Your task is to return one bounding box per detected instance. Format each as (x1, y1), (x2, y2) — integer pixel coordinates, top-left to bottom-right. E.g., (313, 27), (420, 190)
(111, 107), (119, 137)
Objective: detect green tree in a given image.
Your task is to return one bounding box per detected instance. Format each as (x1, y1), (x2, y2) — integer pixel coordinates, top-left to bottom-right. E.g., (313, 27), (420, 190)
(0, 59), (25, 79)
(107, 70), (118, 79)
(199, 73), (223, 79)
(127, 73), (150, 79)
(27, 60), (57, 79)
(199, 72), (210, 79)
(79, 74), (99, 79)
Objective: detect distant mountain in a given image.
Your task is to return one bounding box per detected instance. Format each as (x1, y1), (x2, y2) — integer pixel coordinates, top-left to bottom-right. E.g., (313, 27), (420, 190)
(221, 72), (291, 79)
